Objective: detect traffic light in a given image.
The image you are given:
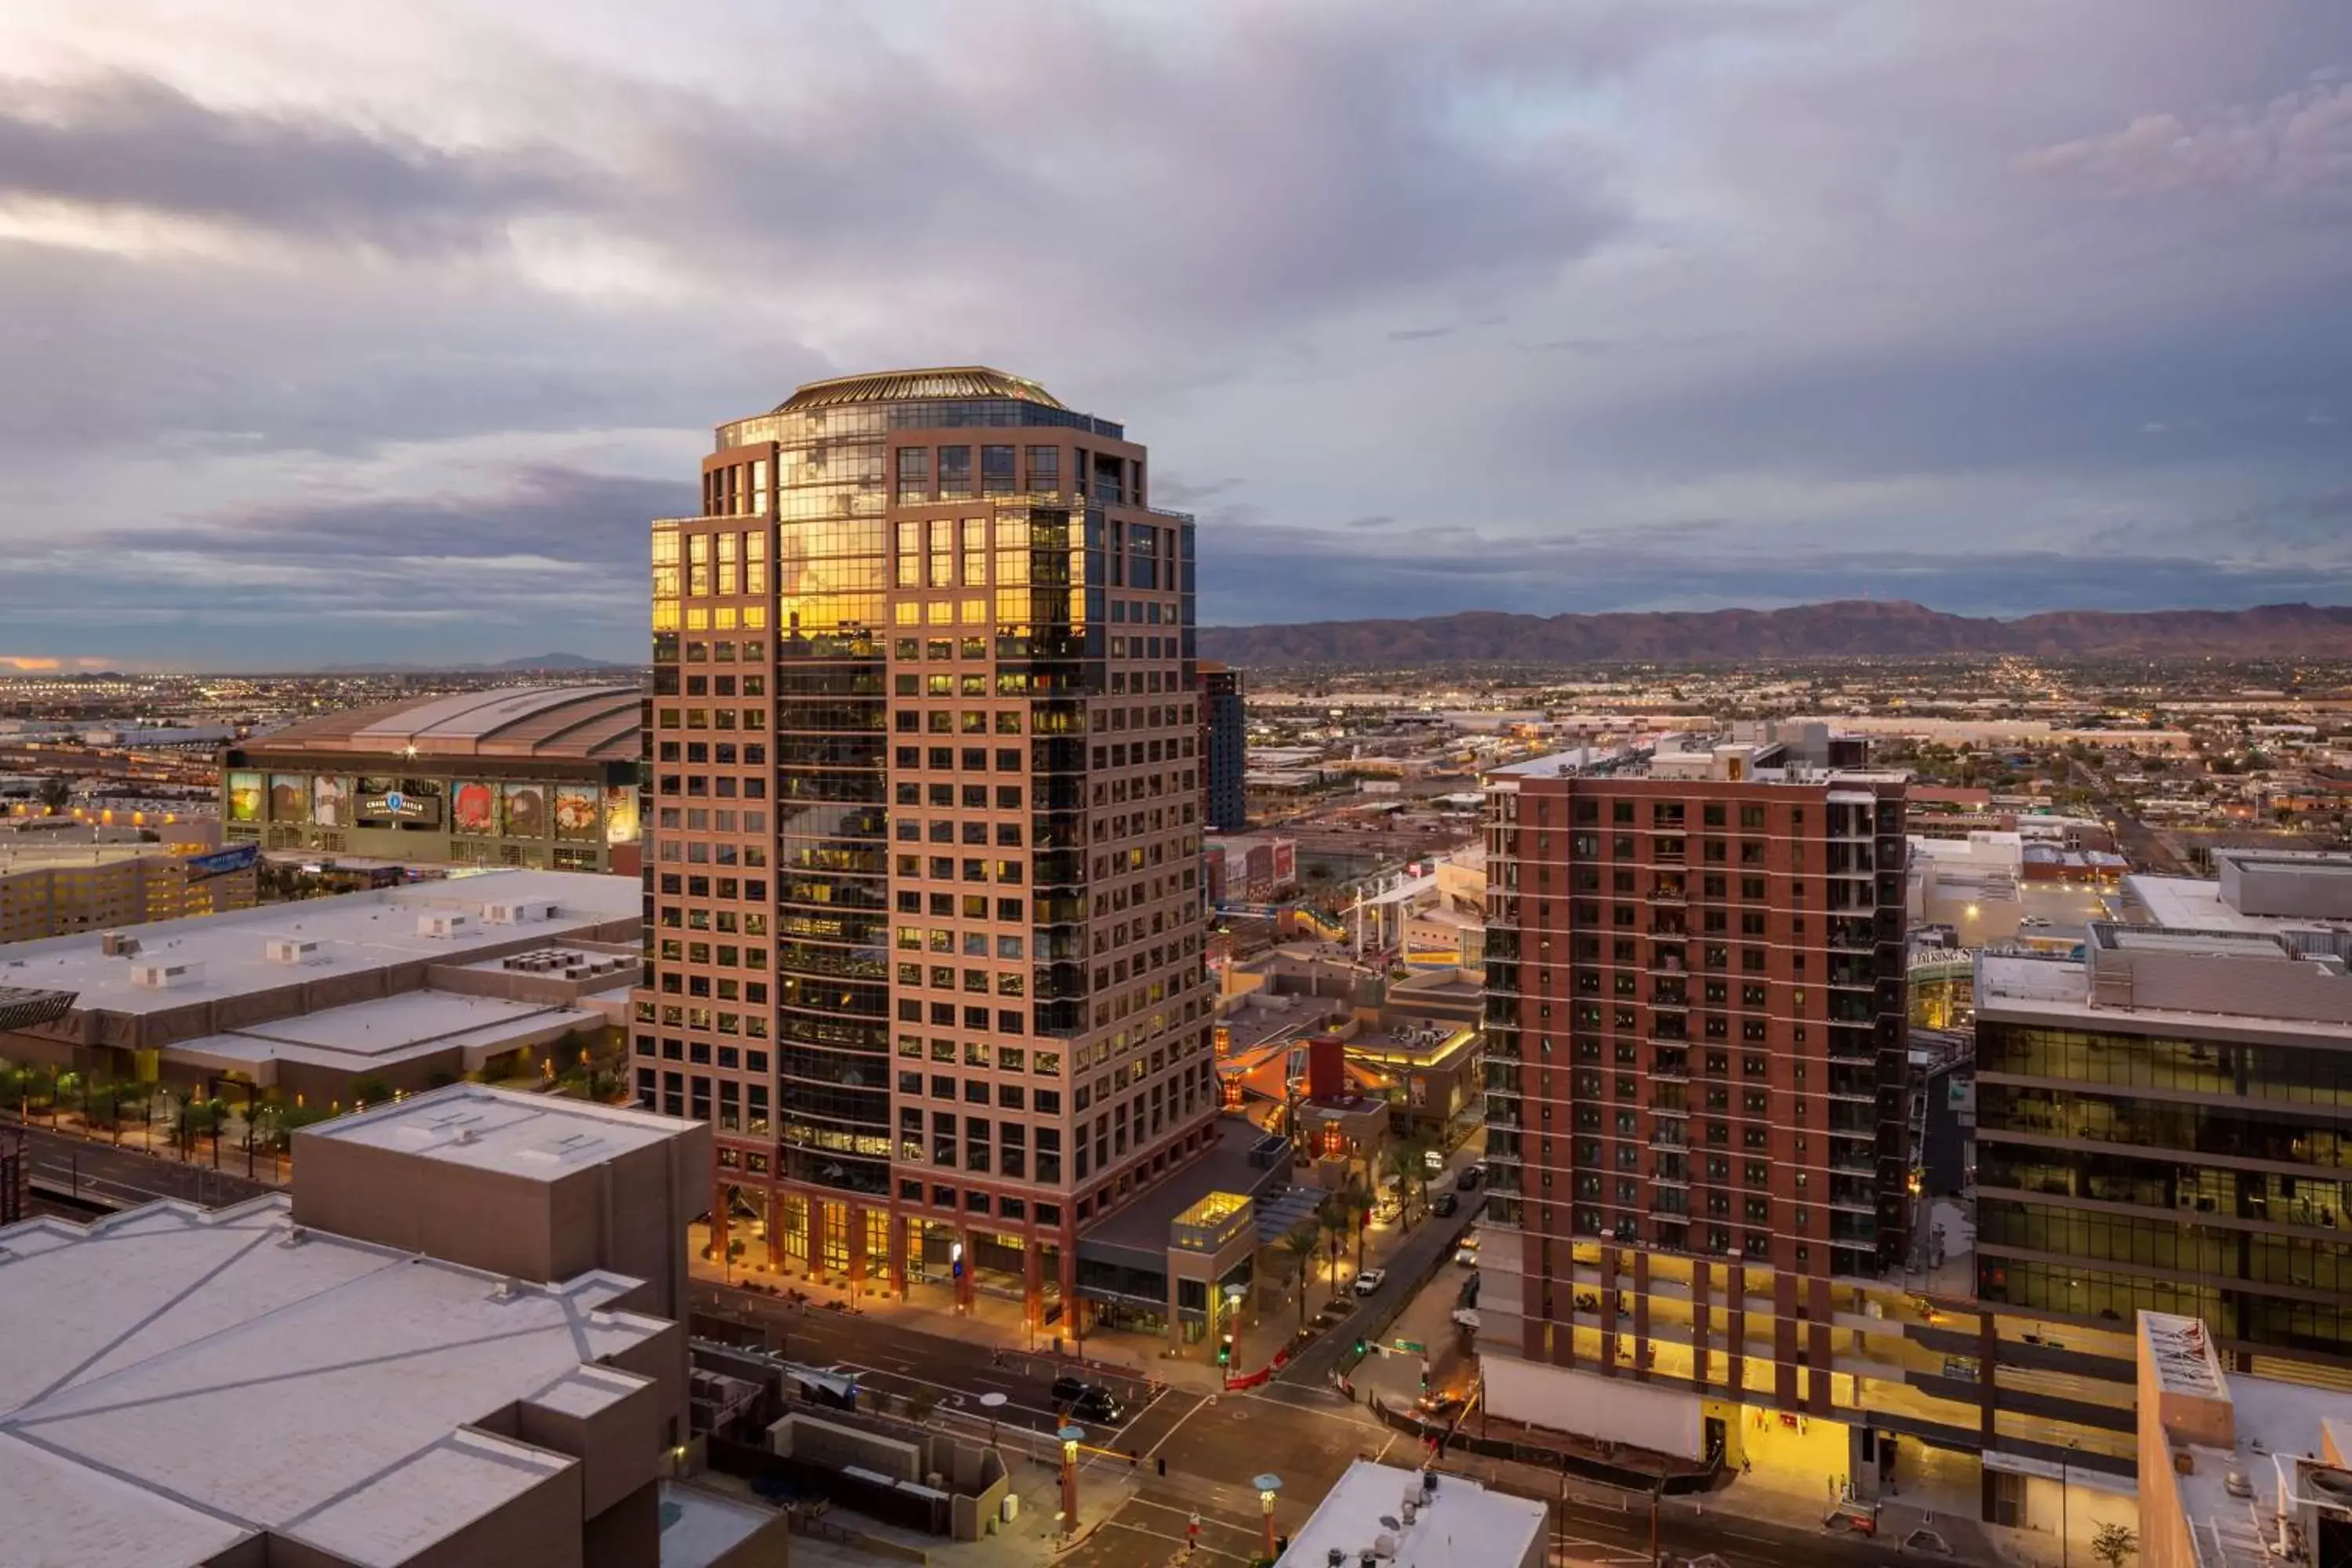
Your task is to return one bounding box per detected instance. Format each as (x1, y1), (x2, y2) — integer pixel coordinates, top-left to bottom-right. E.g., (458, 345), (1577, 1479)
(1218, 1334), (1232, 1367)
(1353, 1336), (1367, 1357)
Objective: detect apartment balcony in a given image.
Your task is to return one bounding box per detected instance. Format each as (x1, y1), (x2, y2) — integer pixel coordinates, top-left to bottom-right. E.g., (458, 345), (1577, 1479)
(1648, 1127), (1689, 1150)
(1650, 1062), (1690, 1083)
(1650, 1163), (1690, 1187)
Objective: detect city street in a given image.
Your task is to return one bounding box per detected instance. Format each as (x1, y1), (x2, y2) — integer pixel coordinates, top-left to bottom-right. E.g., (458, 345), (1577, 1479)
(15, 1121), (274, 1211)
(1280, 1182), (1486, 1386)
(695, 1275), (1926, 1568)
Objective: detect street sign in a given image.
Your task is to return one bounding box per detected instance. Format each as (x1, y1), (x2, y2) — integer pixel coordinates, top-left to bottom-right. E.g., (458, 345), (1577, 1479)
(1393, 1338), (1425, 1355)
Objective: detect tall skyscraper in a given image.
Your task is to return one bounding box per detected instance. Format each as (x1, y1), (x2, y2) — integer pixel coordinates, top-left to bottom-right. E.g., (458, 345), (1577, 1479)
(1475, 739), (1910, 1439)
(636, 368), (1218, 1335)
(1196, 661), (1247, 832)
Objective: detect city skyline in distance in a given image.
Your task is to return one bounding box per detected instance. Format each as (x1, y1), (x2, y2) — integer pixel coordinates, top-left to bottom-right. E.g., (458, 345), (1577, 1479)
(3, 2), (2350, 668)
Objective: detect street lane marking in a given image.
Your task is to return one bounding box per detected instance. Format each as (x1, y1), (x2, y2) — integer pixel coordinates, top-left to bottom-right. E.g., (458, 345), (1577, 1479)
(1141, 1394), (1208, 1463)
(1096, 1518), (1249, 1563)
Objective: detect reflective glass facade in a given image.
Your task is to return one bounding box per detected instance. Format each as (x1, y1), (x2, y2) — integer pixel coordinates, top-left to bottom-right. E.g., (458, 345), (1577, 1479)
(637, 372), (1217, 1323)
(1976, 1018), (2352, 1358)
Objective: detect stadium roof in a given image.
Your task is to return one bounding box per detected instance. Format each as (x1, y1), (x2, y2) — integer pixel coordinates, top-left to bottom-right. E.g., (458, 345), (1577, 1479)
(247, 685), (640, 764)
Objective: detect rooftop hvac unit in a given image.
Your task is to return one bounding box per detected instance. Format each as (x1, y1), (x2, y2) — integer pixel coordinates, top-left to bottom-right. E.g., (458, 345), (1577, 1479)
(263, 938), (321, 966)
(481, 901), (561, 926)
(416, 913), (471, 939)
(129, 960), (201, 990)
(100, 931), (140, 958)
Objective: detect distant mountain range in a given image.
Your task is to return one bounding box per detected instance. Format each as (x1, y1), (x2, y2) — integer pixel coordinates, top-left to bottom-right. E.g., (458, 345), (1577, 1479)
(318, 653), (637, 674)
(1196, 601), (2352, 667)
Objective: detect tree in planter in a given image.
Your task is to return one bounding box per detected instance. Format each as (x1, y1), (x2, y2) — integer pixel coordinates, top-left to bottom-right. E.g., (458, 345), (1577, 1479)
(1384, 1143), (1428, 1228)
(36, 775), (71, 815)
(83, 1079), (122, 1138)
(177, 1097), (226, 1163)
(244, 1102), (284, 1174)
(1279, 1225), (1320, 1335)
(2091, 1524), (2137, 1568)
(112, 1083), (148, 1148)
(24, 1064), (62, 1125)
(904, 1388), (942, 1425)
(348, 1076), (394, 1109)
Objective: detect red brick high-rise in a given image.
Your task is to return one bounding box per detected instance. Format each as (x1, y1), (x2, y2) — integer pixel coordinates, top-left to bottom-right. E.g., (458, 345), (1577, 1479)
(1475, 739), (1909, 1443)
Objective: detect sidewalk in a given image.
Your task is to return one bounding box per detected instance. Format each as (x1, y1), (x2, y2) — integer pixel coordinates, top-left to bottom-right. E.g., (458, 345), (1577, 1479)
(686, 1166), (1472, 1402)
(688, 1232), (1228, 1396)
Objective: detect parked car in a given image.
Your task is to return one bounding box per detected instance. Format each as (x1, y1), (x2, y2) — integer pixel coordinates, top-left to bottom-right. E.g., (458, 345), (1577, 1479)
(1051, 1376), (1124, 1424)
(1454, 1164), (1483, 1191)
(1352, 1268), (1388, 1297)
(1454, 1247), (1479, 1268)
(1431, 1192), (1460, 1218)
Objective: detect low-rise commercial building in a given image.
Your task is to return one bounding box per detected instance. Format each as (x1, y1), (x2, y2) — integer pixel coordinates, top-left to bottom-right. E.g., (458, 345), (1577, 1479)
(1277, 1460), (1545, 1568)
(0, 840), (257, 942)
(223, 684), (643, 875)
(2137, 1309), (2352, 1568)
(0, 1083), (779, 1568)
(0, 869), (638, 1106)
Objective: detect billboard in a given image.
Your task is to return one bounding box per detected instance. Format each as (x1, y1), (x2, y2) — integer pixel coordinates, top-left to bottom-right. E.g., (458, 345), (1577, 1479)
(226, 771), (262, 824)
(312, 775), (351, 829)
(186, 844), (260, 883)
(553, 785), (598, 842)
(451, 782), (496, 836)
(269, 775), (310, 823)
(357, 787), (440, 826)
(502, 782), (546, 839)
(604, 784), (640, 845)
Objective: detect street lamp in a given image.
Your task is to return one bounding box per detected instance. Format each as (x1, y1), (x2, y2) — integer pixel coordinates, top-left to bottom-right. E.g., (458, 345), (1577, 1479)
(1254, 1472), (1283, 1561)
(978, 1391), (1007, 1456)
(1058, 1425), (1086, 1536)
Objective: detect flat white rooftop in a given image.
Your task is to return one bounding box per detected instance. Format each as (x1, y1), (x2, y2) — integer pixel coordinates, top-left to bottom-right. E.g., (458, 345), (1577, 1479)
(306, 1083), (695, 1180)
(170, 989), (605, 1075)
(1282, 1460), (1545, 1568)
(0, 869), (637, 1016)
(2167, 1363), (2352, 1568)
(0, 1193), (665, 1568)
(1977, 952), (2352, 1043)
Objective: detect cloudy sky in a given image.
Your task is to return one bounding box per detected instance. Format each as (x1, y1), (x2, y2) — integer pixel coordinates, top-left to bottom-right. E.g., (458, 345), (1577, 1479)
(4, 2), (2350, 670)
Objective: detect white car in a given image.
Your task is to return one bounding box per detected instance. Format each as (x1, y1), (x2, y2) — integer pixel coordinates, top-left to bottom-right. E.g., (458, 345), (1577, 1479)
(1450, 1308), (1481, 1331)
(1453, 1247), (1479, 1268)
(1351, 1269), (1387, 1297)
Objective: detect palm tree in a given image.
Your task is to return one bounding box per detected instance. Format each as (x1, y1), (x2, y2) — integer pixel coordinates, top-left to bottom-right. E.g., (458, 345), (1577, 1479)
(1384, 1144), (1425, 1228)
(1342, 1178), (1374, 1277)
(1279, 1226), (1320, 1334)
(1317, 1193), (1350, 1292)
